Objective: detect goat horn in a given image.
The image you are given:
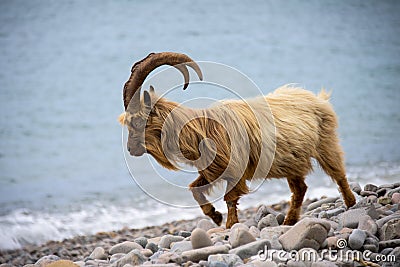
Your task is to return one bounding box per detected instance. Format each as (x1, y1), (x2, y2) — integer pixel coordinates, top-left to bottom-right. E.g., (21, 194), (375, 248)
(123, 52), (203, 110)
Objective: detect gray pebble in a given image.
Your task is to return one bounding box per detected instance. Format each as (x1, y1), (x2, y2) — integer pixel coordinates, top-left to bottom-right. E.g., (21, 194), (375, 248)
(111, 249), (146, 267)
(191, 228), (213, 249)
(306, 197), (338, 212)
(348, 229), (367, 250)
(349, 182), (362, 194)
(208, 254), (243, 267)
(88, 247), (108, 260)
(229, 239), (270, 260)
(134, 237), (148, 248)
(364, 183), (378, 192)
(145, 242), (159, 253)
(182, 245), (230, 262)
(110, 241), (143, 255)
(158, 234), (184, 249)
(178, 230), (192, 238)
(258, 214), (279, 229)
(228, 226), (256, 248)
(171, 240), (193, 253)
(197, 219), (217, 231)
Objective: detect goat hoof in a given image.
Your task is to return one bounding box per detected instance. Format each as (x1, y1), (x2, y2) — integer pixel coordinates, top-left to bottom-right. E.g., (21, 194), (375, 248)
(211, 211), (223, 226)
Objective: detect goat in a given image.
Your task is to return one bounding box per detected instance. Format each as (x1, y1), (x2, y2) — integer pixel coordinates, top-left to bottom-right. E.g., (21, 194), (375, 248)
(118, 52), (356, 228)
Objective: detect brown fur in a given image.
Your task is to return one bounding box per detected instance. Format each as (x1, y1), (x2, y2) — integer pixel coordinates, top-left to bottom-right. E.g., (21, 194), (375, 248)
(120, 85), (356, 228)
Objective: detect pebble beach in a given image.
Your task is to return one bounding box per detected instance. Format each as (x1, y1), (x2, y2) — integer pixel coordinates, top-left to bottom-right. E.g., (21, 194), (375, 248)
(1, 182), (399, 267)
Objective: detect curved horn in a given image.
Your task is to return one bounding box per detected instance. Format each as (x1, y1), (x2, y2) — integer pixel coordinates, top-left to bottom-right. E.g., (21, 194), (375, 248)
(123, 52), (203, 110)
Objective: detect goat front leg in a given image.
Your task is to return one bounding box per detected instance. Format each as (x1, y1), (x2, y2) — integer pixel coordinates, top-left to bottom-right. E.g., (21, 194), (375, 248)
(189, 175), (223, 226)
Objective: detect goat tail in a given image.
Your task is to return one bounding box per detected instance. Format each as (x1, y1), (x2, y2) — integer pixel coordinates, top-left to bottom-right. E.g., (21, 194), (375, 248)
(317, 88), (331, 101)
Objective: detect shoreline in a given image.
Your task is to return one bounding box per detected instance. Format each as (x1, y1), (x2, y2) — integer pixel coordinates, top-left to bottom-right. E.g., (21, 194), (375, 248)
(1, 182), (399, 266)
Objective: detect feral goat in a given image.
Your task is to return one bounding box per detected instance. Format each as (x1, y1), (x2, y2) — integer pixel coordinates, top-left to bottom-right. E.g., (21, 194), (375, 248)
(119, 52), (356, 228)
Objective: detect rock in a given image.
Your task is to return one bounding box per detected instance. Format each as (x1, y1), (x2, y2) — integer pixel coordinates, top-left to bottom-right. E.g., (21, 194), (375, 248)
(160, 251), (183, 264)
(367, 195), (378, 204)
(275, 213), (285, 225)
(387, 247), (400, 265)
(348, 229), (366, 250)
(377, 188), (387, 197)
(326, 236), (339, 249)
(35, 255), (60, 267)
(45, 260), (78, 267)
(249, 260), (278, 267)
(376, 213), (400, 227)
(73, 262), (84, 267)
(110, 241), (143, 254)
(378, 196), (392, 205)
(364, 183), (378, 192)
(229, 239), (270, 260)
(338, 208), (367, 228)
(379, 218), (400, 241)
(287, 260), (307, 267)
(208, 254), (243, 267)
(385, 187), (400, 198)
(145, 242), (159, 253)
(111, 249), (146, 267)
(88, 247), (108, 260)
(358, 215), (378, 235)
(306, 197), (338, 212)
(311, 261), (337, 267)
(207, 227), (225, 235)
(249, 226), (260, 238)
(109, 253), (126, 264)
(158, 235), (185, 249)
(197, 219), (217, 231)
(278, 218), (330, 251)
(255, 205), (270, 222)
(360, 190), (378, 197)
(257, 214), (279, 229)
(134, 237), (148, 248)
(140, 249), (153, 257)
(260, 225), (292, 239)
(269, 235), (282, 250)
(378, 239), (400, 249)
(182, 245), (230, 262)
(297, 247), (319, 267)
(363, 237), (379, 253)
(325, 207), (345, 218)
(230, 223), (249, 231)
(229, 226), (256, 248)
(171, 240), (193, 253)
(391, 192), (400, 204)
(191, 228), (213, 249)
(349, 182), (362, 194)
(243, 217), (258, 228)
(178, 230), (192, 238)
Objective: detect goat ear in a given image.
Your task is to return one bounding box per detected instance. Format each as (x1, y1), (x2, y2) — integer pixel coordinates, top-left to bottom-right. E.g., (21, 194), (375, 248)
(149, 85), (155, 94)
(143, 90), (151, 107)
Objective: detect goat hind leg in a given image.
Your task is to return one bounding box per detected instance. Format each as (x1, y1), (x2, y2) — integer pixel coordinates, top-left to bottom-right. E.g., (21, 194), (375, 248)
(189, 175), (222, 226)
(283, 176), (307, 225)
(224, 179), (248, 228)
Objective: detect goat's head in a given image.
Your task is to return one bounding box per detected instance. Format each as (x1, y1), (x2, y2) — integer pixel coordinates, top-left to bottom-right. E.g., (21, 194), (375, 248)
(119, 52), (203, 156)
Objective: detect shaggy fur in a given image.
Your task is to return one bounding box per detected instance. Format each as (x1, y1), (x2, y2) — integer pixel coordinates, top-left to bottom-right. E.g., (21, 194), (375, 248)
(120, 85), (356, 228)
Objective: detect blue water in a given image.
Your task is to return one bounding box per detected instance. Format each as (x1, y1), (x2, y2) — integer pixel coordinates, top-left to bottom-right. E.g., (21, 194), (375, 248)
(0, 0), (399, 250)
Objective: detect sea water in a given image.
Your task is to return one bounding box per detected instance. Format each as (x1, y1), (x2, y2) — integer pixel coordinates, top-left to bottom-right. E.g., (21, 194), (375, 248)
(0, 0), (399, 250)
